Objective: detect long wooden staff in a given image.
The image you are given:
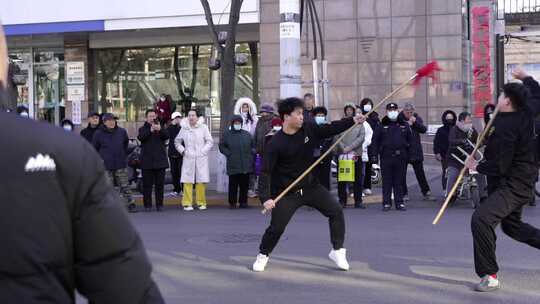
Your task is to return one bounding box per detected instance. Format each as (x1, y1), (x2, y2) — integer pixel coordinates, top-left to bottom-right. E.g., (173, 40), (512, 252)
(262, 62), (441, 214)
(432, 103), (500, 224)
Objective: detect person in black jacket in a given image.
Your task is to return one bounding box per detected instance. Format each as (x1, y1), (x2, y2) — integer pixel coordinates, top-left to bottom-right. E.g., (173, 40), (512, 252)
(252, 97), (366, 272)
(371, 102), (412, 211)
(138, 109), (169, 212)
(80, 111), (101, 143)
(168, 112), (183, 195)
(219, 115), (255, 209)
(93, 113), (136, 213)
(433, 110), (457, 195)
(399, 102), (435, 201)
(303, 93), (315, 122)
(446, 112), (487, 206)
(312, 106), (334, 191)
(0, 109), (164, 303)
(465, 79), (540, 292)
(359, 98), (380, 195)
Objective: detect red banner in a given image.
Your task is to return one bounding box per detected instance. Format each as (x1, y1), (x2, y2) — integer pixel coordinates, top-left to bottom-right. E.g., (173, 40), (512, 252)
(471, 7), (492, 117)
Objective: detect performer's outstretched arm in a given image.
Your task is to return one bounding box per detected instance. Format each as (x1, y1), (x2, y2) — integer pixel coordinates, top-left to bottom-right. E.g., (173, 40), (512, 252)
(523, 76), (540, 116)
(312, 117), (355, 139)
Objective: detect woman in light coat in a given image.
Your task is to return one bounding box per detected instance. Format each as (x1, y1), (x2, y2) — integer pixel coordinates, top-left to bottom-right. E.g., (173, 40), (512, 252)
(175, 109), (214, 211)
(234, 97), (259, 136)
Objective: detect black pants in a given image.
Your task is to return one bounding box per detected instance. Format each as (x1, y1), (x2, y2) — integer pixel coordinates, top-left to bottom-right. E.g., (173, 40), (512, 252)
(338, 160), (364, 205)
(169, 157), (183, 193)
(471, 188), (540, 277)
(441, 157), (448, 191)
(403, 161), (431, 196)
(364, 160), (373, 190)
(381, 156), (407, 206)
(142, 169), (165, 208)
(259, 184), (345, 255)
(315, 159), (332, 191)
(229, 173), (250, 206)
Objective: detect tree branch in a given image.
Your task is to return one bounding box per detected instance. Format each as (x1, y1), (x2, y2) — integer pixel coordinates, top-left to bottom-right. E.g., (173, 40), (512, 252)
(200, 0), (224, 54)
(174, 46), (187, 100)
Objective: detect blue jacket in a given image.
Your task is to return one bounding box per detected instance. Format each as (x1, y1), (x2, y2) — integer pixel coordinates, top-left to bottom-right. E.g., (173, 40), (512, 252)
(372, 116), (412, 161)
(93, 126), (129, 170)
(399, 112), (427, 162)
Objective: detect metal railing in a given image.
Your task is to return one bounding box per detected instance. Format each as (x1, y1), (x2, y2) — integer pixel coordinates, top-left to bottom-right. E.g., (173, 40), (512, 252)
(499, 0), (540, 24)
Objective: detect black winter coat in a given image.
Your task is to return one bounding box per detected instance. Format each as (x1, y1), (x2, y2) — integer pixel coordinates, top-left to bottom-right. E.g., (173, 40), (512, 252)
(92, 126), (129, 171)
(399, 112), (427, 162)
(366, 112), (381, 158)
(0, 112), (163, 303)
(433, 110), (457, 158)
(137, 122), (169, 170)
(80, 124), (99, 143)
(167, 124), (183, 158)
(219, 128), (255, 175)
(254, 114), (274, 155)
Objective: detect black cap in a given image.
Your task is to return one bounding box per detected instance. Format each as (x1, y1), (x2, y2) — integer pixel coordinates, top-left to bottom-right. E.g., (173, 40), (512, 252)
(88, 111), (100, 118)
(386, 102), (398, 110)
(102, 113), (115, 121)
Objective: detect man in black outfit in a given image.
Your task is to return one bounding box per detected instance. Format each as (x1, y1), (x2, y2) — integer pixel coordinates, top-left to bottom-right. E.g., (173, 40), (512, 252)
(138, 109), (169, 212)
(465, 73), (540, 292)
(252, 97), (365, 272)
(312, 106), (334, 191)
(80, 111), (101, 143)
(167, 111), (183, 196)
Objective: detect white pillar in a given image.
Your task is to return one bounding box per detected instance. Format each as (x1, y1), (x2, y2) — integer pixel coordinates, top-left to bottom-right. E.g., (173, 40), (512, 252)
(279, 0), (302, 98)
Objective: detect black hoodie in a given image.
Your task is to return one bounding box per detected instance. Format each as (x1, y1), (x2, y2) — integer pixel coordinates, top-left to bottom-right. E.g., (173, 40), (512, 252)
(433, 110), (456, 158)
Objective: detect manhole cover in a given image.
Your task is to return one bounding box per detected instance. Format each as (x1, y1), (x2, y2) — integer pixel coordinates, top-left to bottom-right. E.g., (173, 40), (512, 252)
(186, 233), (288, 244)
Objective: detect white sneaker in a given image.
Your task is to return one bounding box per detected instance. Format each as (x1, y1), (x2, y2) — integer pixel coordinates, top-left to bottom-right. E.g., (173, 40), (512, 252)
(252, 254), (269, 272)
(363, 189), (372, 196)
(329, 248), (350, 271)
(198, 205), (207, 210)
(475, 275), (501, 292)
(248, 190), (257, 198)
(183, 206), (194, 211)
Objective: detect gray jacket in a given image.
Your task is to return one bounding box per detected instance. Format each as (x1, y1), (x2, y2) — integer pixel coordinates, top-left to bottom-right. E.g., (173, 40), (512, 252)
(337, 123), (365, 155)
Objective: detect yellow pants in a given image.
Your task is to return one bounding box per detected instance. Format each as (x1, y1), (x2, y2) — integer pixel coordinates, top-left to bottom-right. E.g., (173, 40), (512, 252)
(182, 183), (207, 207)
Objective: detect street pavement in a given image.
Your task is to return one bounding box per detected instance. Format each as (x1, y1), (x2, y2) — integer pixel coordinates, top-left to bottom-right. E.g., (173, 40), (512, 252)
(77, 164), (540, 303)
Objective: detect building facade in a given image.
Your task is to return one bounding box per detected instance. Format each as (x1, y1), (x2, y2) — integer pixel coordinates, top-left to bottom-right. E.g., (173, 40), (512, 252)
(3, 0), (501, 137)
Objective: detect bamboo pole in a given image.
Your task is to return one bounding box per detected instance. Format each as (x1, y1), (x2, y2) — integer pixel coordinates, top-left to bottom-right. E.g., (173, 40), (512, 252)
(432, 103), (501, 225)
(262, 74), (418, 214)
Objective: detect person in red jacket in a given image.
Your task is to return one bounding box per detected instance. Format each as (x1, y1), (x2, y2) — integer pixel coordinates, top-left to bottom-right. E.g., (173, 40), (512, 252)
(155, 94), (175, 124)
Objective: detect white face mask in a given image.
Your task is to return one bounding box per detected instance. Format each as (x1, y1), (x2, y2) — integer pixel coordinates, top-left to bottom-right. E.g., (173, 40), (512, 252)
(20, 112), (29, 117)
(273, 126), (282, 132)
(63, 125), (73, 131)
(489, 113), (493, 120)
(160, 97), (165, 102)
(388, 111), (399, 121)
(315, 116), (326, 125)
(233, 124), (242, 131)
(363, 104), (372, 112)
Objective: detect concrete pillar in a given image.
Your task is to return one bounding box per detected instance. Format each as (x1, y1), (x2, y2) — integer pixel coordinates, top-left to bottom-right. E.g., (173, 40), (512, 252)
(279, 0), (302, 98)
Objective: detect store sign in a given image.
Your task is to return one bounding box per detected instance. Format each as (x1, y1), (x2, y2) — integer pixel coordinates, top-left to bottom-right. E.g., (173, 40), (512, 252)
(471, 6), (492, 118)
(66, 62), (85, 84)
(67, 85), (85, 125)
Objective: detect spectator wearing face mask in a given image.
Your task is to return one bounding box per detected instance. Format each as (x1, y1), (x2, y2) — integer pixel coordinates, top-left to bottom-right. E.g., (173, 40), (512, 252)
(371, 102), (412, 211)
(312, 106), (334, 191)
(359, 98), (380, 196)
(16, 105), (29, 118)
(433, 110), (457, 195)
(234, 97), (259, 198)
(219, 115), (255, 209)
(61, 119), (75, 132)
(446, 111), (487, 204)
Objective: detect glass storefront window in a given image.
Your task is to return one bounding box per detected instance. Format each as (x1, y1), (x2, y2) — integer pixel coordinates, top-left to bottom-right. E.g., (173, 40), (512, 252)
(95, 43), (257, 123)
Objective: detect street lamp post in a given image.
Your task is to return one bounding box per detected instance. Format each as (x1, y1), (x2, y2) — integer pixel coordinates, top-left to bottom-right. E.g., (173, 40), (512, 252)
(279, 0), (302, 98)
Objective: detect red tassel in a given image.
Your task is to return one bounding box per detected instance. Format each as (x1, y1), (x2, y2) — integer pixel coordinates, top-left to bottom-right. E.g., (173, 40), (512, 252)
(413, 61), (442, 86)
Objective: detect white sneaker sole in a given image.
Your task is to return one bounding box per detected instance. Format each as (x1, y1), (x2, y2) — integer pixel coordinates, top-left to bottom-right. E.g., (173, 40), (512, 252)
(328, 253), (350, 271)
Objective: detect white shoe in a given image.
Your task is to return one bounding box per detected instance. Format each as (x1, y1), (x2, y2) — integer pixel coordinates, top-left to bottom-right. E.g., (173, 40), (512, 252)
(329, 248), (350, 271)
(475, 275), (501, 292)
(248, 190), (258, 198)
(198, 205), (207, 210)
(252, 254), (269, 272)
(363, 189), (372, 196)
(183, 206), (194, 211)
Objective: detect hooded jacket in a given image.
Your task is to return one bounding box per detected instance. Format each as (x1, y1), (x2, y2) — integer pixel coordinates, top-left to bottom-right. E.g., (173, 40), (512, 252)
(219, 115), (255, 175)
(433, 110), (457, 158)
(234, 97), (259, 136)
(92, 125), (129, 171)
(175, 117), (214, 183)
(0, 111), (164, 303)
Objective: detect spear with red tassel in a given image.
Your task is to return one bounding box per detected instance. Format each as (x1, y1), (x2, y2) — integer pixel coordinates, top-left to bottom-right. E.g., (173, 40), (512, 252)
(262, 61), (442, 214)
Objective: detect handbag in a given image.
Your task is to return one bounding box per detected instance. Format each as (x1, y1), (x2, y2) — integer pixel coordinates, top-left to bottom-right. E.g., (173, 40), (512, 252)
(338, 153), (356, 182)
